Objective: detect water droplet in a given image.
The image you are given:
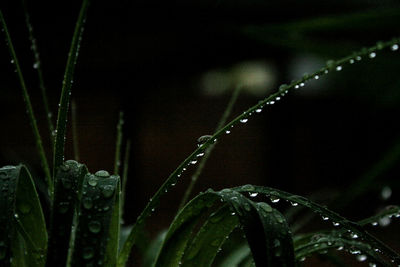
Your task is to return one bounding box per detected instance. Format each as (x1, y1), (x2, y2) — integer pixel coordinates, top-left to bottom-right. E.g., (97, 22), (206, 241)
(369, 263), (377, 267)
(88, 175), (98, 186)
(269, 101), (275, 105)
(356, 254), (367, 262)
(244, 203), (251, 211)
(300, 82), (305, 87)
(294, 85), (299, 89)
(376, 41), (384, 50)
(369, 52), (376, 58)
(275, 96), (281, 101)
(391, 44), (399, 51)
(326, 60), (335, 69)
(378, 216), (391, 226)
(337, 246), (344, 251)
(371, 221), (378, 226)
(196, 152), (205, 157)
(18, 202), (31, 214)
(350, 232), (359, 239)
(14, 213), (19, 219)
(299, 257), (306, 262)
(314, 75), (319, 80)
(279, 84), (288, 92)
(356, 56), (362, 61)
(240, 118), (248, 123)
(190, 160), (197, 165)
(242, 184), (255, 191)
(332, 222), (340, 227)
(336, 65), (342, 71)
(95, 170), (110, 178)
(270, 196), (280, 203)
(249, 192), (258, 197)
(83, 197), (93, 209)
(33, 62), (39, 69)
(290, 201), (298, 207)
(255, 108), (262, 113)
(321, 215), (329, 221)
(258, 202), (273, 213)
(381, 186), (392, 200)
(349, 59), (355, 64)
(225, 130), (231, 134)
(88, 220), (101, 233)
(82, 247), (94, 260)
(349, 248), (361, 255)
(231, 212), (236, 216)
(10, 59), (14, 64)
(197, 135), (212, 147)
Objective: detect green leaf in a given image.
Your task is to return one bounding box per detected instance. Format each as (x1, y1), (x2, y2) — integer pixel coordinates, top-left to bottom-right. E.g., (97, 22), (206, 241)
(0, 165), (47, 267)
(53, 0), (89, 178)
(71, 171), (119, 266)
(234, 185), (400, 265)
(46, 160), (88, 267)
(154, 189), (295, 267)
(218, 244), (251, 267)
(0, 10), (52, 196)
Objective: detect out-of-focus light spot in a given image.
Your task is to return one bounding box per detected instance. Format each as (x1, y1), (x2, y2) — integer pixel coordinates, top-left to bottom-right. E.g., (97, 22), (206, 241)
(201, 61), (276, 97)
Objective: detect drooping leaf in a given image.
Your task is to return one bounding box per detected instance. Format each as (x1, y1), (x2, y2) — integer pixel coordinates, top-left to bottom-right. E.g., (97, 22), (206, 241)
(154, 189), (295, 267)
(71, 171), (119, 266)
(0, 165), (47, 267)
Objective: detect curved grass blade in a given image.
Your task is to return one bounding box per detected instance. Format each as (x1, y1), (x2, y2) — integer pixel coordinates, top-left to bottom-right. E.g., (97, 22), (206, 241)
(71, 100), (80, 161)
(71, 171), (119, 266)
(294, 232), (391, 266)
(120, 139), (131, 220)
(0, 10), (52, 197)
(154, 189), (294, 267)
(142, 230), (166, 267)
(233, 185), (400, 265)
(22, 0), (55, 144)
(46, 160), (88, 267)
(53, 0), (89, 178)
(0, 165), (47, 267)
(178, 85), (242, 210)
(118, 36), (400, 266)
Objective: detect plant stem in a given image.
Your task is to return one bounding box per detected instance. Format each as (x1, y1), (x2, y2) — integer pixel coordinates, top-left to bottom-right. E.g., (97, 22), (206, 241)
(120, 139), (131, 220)
(178, 85), (242, 210)
(0, 10), (52, 198)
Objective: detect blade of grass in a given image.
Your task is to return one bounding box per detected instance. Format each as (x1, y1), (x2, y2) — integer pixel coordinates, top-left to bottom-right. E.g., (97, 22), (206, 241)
(46, 160), (88, 267)
(0, 165), (47, 266)
(71, 171), (120, 266)
(0, 10), (52, 198)
(71, 100), (80, 161)
(120, 139), (131, 220)
(114, 111), (124, 175)
(178, 85), (242, 211)
(118, 37), (400, 266)
(234, 185), (400, 265)
(22, 0), (55, 145)
(53, 0), (89, 179)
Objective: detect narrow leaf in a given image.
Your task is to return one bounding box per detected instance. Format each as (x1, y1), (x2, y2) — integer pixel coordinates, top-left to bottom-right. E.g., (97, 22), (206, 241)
(0, 165), (47, 267)
(53, 0), (89, 178)
(46, 160), (88, 267)
(71, 171), (119, 266)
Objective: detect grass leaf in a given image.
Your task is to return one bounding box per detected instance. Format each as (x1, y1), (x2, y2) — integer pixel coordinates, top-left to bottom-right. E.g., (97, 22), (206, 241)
(0, 165), (47, 267)
(0, 10), (52, 196)
(71, 171), (119, 266)
(46, 160), (88, 267)
(53, 0), (89, 178)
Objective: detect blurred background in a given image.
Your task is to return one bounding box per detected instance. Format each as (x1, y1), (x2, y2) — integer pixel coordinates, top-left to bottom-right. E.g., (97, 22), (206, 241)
(1, 0), (400, 265)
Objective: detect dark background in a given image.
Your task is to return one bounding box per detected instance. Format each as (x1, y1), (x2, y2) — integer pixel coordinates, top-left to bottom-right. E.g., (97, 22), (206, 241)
(1, 0), (400, 265)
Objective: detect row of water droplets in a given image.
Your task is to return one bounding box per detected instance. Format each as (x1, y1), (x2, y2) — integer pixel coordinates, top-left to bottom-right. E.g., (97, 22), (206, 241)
(199, 38), (400, 147)
(236, 185), (400, 265)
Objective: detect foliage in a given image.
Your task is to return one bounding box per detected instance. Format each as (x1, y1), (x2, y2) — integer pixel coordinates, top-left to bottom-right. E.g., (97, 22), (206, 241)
(0, 1), (399, 267)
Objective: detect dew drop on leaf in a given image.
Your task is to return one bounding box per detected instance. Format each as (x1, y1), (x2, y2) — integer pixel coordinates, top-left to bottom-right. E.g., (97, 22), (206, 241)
(82, 197), (93, 209)
(240, 118), (248, 123)
(82, 247), (94, 260)
(101, 185), (115, 198)
(95, 170), (110, 178)
(197, 135), (212, 147)
(88, 220), (101, 234)
(391, 44), (399, 51)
